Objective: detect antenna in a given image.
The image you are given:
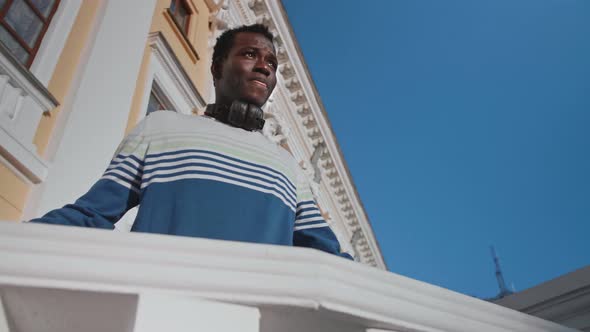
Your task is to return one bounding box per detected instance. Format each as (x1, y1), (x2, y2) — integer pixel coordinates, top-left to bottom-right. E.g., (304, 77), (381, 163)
(490, 246), (513, 299)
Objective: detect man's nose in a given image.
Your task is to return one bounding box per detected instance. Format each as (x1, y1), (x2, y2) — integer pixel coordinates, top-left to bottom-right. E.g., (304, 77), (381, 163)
(253, 58), (271, 76)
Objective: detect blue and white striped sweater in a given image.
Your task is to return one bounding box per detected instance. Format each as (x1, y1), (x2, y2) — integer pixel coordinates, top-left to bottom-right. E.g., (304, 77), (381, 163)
(33, 111), (352, 259)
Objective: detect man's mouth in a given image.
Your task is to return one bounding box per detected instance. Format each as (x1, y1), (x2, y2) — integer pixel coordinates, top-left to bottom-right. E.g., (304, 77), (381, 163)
(251, 79), (268, 89)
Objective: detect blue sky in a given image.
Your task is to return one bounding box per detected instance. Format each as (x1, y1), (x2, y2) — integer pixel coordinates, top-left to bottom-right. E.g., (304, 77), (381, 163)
(282, 0), (590, 298)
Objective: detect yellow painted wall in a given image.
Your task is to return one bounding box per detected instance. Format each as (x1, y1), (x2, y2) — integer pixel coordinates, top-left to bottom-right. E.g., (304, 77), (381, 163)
(0, 163), (29, 220)
(0, 1), (102, 221)
(126, 0), (212, 128)
(34, 1), (103, 157)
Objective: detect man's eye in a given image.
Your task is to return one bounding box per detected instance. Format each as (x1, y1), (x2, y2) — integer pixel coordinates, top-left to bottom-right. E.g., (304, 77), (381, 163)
(267, 61), (277, 69)
(244, 51), (255, 58)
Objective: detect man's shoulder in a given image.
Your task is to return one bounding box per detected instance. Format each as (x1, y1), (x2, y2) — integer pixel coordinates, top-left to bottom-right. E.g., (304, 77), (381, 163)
(141, 111), (216, 133)
(144, 110), (199, 125)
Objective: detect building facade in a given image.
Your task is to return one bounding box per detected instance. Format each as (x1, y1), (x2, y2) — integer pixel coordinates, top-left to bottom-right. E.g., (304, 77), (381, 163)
(0, 0), (385, 268)
(494, 266), (590, 331)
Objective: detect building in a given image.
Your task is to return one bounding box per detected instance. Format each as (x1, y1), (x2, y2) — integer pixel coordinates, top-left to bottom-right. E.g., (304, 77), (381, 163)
(495, 266), (590, 331)
(0, 0), (384, 268)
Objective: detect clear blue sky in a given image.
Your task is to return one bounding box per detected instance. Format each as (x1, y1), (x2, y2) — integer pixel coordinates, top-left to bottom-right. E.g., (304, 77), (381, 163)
(282, 0), (590, 298)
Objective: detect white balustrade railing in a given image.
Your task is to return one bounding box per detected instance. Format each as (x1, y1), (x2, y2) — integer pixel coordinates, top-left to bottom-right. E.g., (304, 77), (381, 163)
(0, 222), (578, 332)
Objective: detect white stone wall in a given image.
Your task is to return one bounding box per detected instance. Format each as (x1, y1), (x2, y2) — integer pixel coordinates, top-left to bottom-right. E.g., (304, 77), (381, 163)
(0, 222), (576, 332)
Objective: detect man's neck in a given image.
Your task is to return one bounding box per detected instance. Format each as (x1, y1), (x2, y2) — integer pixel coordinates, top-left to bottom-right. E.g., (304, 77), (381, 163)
(205, 101), (265, 132)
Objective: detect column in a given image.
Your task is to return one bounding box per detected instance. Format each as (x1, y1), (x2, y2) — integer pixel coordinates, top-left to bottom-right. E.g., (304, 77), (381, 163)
(29, 0), (158, 218)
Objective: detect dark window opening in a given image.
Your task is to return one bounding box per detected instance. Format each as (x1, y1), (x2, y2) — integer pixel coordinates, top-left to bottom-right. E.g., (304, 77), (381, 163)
(169, 0), (191, 35)
(146, 82), (174, 115)
(0, 0), (60, 67)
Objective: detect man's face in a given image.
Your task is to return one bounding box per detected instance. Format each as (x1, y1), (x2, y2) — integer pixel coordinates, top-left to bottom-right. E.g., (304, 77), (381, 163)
(213, 32), (278, 107)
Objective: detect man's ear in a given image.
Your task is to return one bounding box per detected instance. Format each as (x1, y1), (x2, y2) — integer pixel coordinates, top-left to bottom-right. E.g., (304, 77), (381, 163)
(211, 60), (222, 81)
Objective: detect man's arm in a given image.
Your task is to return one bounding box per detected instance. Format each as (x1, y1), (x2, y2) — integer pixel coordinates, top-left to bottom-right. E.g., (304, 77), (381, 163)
(292, 171), (353, 260)
(30, 120), (148, 228)
(293, 199), (354, 260)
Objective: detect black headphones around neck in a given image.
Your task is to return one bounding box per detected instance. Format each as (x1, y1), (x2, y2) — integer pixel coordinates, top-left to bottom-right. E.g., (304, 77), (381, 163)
(205, 101), (265, 132)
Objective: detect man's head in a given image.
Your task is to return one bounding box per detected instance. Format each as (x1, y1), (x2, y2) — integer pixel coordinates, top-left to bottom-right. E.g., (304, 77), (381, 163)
(211, 24), (277, 108)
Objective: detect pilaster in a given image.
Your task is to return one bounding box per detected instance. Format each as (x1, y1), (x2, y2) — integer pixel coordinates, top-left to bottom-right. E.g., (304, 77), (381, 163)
(30, 0), (159, 218)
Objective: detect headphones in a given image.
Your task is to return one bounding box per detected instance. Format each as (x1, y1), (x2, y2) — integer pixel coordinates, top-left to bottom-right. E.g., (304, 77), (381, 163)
(205, 101), (265, 132)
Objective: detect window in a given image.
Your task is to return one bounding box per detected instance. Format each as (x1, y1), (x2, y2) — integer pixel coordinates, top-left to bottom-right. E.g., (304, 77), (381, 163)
(169, 0), (190, 35)
(146, 90), (164, 115)
(0, 0), (60, 67)
(146, 81), (174, 115)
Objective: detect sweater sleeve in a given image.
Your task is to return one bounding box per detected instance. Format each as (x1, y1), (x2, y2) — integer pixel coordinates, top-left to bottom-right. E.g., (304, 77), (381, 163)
(29, 120), (149, 228)
(293, 170), (353, 260)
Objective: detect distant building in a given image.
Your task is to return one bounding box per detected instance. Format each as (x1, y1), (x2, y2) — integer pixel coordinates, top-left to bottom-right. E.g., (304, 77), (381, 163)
(494, 266), (590, 331)
(0, 0), (384, 268)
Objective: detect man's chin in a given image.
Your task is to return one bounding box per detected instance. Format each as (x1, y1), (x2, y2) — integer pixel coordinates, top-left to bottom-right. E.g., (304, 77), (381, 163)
(239, 95), (268, 108)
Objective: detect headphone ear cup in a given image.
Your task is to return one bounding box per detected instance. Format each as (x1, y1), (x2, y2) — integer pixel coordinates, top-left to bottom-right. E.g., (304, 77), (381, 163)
(221, 101), (265, 131)
(248, 103), (263, 118)
(246, 104), (264, 129)
(228, 100), (248, 126)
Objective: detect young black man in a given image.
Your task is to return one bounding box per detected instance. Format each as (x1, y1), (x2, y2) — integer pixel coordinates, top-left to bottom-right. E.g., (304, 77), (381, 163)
(31, 24), (352, 260)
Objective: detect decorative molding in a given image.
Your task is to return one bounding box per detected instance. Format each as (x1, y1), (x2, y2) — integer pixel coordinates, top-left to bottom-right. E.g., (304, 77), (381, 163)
(0, 223), (577, 332)
(0, 44), (58, 110)
(145, 32), (206, 115)
(0, 43), (58, 183)
(310, 142), (324, 184)
(261, 101), (289, 146)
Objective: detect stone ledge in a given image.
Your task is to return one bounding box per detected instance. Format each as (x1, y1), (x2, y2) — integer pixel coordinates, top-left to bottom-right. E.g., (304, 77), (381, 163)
(0, 222), (576, 332)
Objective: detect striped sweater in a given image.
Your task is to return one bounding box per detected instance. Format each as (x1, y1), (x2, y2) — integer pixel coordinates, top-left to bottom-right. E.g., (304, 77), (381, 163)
(33, 111), (352, 259)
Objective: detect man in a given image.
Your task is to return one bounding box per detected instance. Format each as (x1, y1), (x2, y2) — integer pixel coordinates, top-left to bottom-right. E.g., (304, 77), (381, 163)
(32, 24), (352, 260)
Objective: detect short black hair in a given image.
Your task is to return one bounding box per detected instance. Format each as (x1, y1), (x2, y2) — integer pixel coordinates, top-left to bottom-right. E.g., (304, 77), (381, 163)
(212, 24), (274, 66)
